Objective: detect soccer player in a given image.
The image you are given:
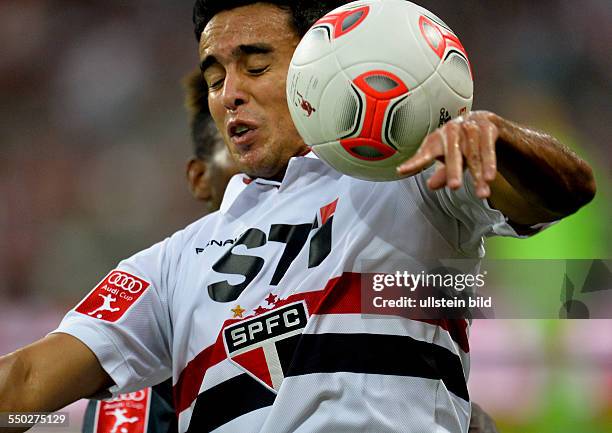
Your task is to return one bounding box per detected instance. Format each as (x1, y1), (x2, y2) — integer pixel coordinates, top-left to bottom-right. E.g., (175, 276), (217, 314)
(0, 1), (595, 433)
(86, 68), (500, 432)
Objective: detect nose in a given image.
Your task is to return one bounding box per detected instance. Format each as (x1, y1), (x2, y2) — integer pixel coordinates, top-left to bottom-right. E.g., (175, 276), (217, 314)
(222, 69), (249, 111)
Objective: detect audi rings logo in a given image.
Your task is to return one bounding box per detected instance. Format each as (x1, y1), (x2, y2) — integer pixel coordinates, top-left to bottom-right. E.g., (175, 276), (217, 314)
(106, 389), (148, 403)
(109, 271), (144, 294)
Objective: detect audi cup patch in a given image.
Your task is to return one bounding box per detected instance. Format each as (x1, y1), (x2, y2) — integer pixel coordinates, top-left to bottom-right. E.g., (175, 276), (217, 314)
(223, 301), (309, 392)
(75, 270), (150, 322)
(93, 388), (151, 433)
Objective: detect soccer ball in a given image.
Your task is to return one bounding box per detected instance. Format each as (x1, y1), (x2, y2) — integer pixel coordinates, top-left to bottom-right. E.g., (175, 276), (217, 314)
(286, 0), (473, 181)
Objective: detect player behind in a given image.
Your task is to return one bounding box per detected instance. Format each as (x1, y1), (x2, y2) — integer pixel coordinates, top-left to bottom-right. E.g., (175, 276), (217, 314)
(184, 69), (239, 211)
(0, 1), (595, 432)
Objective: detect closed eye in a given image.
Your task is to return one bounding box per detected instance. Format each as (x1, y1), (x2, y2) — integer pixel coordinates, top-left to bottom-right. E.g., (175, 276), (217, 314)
(248, 66), (269, 75)
(208, 78), (224, 90)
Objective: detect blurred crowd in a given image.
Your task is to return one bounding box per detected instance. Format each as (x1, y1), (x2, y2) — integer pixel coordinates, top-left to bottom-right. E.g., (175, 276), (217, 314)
(1, 0), (203, 305)
(0, 1), (610, 432)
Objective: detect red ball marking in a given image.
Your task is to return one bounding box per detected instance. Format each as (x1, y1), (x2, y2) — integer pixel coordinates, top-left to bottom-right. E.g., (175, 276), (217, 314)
(340, 71), (410, 161)
(353, 70), (409, 99)
(419, 15), (472, 78)
(340, 138), (397, 161)
(419, 16), (446, 59)
(314, 5), (370, 39)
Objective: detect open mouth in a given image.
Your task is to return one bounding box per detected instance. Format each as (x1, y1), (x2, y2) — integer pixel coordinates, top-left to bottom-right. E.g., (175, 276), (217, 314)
(231, 124), (252, 138)
(227, 119), (257, 150)
(227, 121), (258, 147)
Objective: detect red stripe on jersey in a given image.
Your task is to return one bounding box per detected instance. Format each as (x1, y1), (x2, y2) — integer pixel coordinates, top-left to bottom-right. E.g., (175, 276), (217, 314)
(173, 329), (228, 413)
(306, 273), (469, 354)
(319, 273), (469, 353)
(173, 272), (468, 414)
(319, 198), (338, 226)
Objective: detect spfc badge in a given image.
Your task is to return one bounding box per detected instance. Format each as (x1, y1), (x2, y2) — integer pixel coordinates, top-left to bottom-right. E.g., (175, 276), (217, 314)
(223, 301), (308, 392)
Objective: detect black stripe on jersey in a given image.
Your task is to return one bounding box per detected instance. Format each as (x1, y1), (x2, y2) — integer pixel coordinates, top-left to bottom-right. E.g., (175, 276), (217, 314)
(286, 333), (469, 401)
(186, 373), (275, 433)
(276, 333), (302, 375)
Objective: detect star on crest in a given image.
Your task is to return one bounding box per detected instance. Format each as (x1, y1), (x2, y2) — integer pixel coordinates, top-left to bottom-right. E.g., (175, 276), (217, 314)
(231, 305), (246, 318)
(254, 305), (268, 315)
(265, 293), (278, 306)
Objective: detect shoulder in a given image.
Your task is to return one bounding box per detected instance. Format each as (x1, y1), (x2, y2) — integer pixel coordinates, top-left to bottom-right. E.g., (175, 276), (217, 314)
(117, 211), (220, 275)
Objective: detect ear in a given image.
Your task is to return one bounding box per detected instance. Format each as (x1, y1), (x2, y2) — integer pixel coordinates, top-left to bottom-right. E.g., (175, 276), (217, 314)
(186, 158), (212, 201)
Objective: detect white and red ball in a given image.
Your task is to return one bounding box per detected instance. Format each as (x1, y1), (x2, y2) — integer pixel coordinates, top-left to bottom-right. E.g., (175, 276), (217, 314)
(286, 0), (473, 181)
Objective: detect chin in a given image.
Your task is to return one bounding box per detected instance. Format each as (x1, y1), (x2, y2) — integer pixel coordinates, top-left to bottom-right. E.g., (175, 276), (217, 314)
(243, 162), (286, 180)
(237, 156), (274, 178)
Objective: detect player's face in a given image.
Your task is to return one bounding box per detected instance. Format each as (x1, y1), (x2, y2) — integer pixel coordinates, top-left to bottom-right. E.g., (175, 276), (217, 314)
(187, 140), (238, 211)
(199, 3), (307, 180)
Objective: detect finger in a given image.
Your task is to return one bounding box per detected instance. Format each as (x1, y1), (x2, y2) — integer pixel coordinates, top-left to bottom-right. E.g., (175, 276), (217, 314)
(480, 121), (498, 181)
(427, 162), (447, 190)
(445, 123), (463, 189)
(463, 121), (489, 198)
(397, 131), (444, 175)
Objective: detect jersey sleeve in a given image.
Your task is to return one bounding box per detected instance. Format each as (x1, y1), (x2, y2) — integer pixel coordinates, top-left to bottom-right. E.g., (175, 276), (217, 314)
(405, 164), (552, 256)
(52, 233), (180, 397)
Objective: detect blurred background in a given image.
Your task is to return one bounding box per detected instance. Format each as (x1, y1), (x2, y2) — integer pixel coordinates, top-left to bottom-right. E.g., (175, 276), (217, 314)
(0, 0), (610, 432)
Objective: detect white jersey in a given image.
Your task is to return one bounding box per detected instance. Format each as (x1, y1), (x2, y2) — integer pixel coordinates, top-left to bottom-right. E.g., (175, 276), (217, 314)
(55, 153), (524, 433)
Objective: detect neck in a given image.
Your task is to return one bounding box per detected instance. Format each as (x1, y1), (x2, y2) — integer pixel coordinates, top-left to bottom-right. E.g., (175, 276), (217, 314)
(257, 145), (311, 182)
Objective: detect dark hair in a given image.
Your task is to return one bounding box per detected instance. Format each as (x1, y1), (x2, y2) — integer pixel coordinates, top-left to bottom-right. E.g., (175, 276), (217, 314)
(183, 69), (222, 160)
(193, 0), (349, 41)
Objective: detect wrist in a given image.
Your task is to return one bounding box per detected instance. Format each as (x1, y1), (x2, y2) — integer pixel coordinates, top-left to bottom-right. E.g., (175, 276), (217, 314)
(486, 112), (517, 152)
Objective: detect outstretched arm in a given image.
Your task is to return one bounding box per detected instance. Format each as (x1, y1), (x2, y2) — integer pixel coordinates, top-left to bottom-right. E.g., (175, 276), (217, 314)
(397, 111), (596, 228)
(0, 333), (112, 433)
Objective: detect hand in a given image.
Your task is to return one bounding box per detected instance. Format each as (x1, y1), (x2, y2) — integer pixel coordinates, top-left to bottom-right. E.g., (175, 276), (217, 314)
(397, 111), (500, 199)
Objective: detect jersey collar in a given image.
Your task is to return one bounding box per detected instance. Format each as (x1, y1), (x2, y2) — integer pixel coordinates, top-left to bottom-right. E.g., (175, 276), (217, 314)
(218, 151), (336, 215)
